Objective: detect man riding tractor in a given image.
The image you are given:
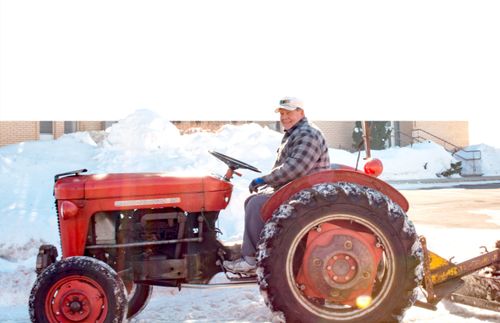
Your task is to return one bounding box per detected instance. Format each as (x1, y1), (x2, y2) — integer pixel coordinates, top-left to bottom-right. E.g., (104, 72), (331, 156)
(224, 96), (331, 274)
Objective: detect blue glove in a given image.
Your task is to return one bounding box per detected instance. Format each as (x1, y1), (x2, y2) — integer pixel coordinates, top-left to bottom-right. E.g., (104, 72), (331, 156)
(249, 177), (266, 193)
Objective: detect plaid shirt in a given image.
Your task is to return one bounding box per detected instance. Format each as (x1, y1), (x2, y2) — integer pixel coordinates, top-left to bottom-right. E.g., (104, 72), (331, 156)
(262, 117), (330, 189)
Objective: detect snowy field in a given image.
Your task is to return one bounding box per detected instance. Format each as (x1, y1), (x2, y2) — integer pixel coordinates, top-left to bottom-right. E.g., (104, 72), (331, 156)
(1, 110), (499, 322)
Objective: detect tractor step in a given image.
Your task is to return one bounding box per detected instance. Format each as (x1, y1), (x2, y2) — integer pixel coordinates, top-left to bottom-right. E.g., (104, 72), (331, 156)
(222, 269), (258, 282)
(182, 280), (257, 289)
(449, 293), (500, 312)
(225, 274), (257, 282)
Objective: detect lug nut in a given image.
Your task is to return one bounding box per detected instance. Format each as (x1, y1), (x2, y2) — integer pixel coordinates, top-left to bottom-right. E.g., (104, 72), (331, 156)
(362, 271), (370, 279)
(313, 258), (322, 267)
(344, 240), (353, 250)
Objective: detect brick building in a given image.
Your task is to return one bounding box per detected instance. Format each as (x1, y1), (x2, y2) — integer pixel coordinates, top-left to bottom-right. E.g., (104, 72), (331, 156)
(0, 120), (469, 152)
(0, 121), (106, 147)
(315, 121), (469, 151)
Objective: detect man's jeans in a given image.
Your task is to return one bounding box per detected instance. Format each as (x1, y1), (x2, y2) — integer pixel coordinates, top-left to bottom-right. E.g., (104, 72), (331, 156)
(241, 193), (272, 257)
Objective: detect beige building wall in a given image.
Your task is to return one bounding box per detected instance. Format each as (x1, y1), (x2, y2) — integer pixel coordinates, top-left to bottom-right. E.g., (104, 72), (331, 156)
(54, 122), (65, 139)
(172, 121), (251, 133)
(0, 120), (470, 151)
(79, 121), (105, 132)
(0, 121), (39, 146)
(0, 121), (109, 146)
(397, 121), (414, 147)
(314, 121), (356, 151)
(54, 121), (107, 138)
(413, 121), (469, 149)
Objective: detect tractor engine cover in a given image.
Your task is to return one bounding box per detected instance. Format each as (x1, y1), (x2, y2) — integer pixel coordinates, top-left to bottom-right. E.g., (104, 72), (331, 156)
(296, 223), (383, 307)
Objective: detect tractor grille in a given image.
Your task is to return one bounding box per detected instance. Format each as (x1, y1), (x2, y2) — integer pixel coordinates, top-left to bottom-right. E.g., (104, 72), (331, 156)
(54, 199), (61, 249)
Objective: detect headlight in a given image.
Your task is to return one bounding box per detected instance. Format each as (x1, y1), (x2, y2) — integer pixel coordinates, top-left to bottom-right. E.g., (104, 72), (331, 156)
(60, 201), (79, 219)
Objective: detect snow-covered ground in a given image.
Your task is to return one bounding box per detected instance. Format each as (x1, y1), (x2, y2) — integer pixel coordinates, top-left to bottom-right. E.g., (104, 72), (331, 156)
(1, 110), (499, 322)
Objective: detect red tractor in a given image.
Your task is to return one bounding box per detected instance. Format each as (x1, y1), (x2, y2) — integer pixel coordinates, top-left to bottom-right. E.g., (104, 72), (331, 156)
(29, 150), (499, 322)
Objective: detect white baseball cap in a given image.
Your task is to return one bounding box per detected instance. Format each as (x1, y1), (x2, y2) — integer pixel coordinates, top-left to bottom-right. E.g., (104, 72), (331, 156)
(275, 97), (303, 113)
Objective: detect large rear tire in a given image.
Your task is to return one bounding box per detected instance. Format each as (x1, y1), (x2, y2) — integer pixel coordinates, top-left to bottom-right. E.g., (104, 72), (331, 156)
(29, 256), (127, 323)
(257, 183), (423, 323)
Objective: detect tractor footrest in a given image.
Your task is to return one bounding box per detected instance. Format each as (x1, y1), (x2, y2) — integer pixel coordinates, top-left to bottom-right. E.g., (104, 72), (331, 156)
(225, 272), (257, 282)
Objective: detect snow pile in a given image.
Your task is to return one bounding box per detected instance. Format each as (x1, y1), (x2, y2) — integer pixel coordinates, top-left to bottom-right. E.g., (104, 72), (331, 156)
(330, 140), (476, 180)
(374, 141), (459, 180)
(104, 109), (181, 151)
(94, 115), (281, 176)
(0, 137), (98, 257)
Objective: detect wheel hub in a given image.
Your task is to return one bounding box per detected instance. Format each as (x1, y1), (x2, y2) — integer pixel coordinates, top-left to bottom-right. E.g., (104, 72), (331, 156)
(45, 275), (108, 322)
(326, 253), (358, 283)
(295, 223), (383, 306)
(60, 293), (90, 320)
(69, 299), (83, 313)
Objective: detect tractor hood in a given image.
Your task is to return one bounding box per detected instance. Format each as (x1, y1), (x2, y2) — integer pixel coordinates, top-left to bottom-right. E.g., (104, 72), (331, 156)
(54, 173), (232, 200)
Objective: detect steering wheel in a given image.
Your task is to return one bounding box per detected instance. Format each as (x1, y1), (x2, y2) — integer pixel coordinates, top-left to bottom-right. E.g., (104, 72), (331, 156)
(209, 151), (261, 173)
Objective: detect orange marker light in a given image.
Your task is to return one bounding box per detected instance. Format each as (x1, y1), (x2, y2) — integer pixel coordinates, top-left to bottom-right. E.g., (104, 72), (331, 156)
(364, 158), (383, 177)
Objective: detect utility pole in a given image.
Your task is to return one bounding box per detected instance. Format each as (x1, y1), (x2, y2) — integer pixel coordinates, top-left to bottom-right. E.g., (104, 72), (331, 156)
(362, 121), (371, 159)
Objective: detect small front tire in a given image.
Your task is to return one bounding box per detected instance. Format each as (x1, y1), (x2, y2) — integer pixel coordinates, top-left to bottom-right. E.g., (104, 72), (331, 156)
(29, 256), (127, 323)
(127, 283), (153, 319)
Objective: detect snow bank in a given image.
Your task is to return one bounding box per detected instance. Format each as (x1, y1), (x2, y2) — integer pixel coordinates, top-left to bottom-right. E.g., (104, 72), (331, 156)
(104, 109), (181, 151)
(329, 141), (462, 180)
(0, 137), (98, 258)
(375, 141), (460, 180)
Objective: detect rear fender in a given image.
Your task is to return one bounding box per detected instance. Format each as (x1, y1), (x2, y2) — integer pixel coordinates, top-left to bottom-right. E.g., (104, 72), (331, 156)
(260, 169), (409, 222)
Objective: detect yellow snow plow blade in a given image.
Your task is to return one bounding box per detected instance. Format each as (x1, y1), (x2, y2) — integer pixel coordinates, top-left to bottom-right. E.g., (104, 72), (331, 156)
(428, 251), (460, 285)
(417, 236), (500, 309)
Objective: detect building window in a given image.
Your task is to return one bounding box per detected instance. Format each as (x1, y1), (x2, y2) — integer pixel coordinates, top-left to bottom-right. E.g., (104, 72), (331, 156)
(64, 121), (77, 134)
(39, 121), (54, 140)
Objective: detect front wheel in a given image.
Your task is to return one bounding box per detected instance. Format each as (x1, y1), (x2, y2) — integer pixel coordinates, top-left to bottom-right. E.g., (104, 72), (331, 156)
(29, 256), (127, 323)
(126, 283), (153, 319)
(257, 183), (423, 323)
